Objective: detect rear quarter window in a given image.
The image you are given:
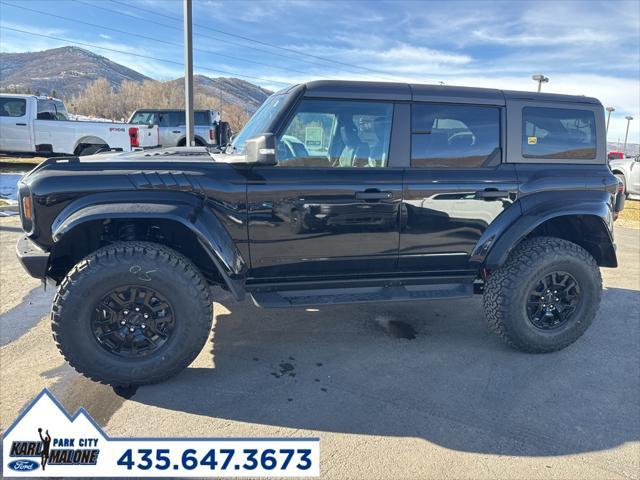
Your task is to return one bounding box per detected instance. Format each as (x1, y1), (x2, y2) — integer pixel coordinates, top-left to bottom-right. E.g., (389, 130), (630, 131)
(522, 107), (596, 160)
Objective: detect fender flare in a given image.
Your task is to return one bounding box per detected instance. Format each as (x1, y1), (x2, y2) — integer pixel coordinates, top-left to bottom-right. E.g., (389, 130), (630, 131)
(73, 136), (109, 153)
(471, 191), (616, 269)
(50, 191), (247, 300)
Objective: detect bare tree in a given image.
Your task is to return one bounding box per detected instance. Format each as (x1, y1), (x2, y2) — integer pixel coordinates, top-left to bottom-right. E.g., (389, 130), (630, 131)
(69, 78), (253, 130)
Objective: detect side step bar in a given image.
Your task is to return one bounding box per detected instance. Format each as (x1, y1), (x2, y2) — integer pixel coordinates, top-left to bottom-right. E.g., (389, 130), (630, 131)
(251, 283), (473, 308)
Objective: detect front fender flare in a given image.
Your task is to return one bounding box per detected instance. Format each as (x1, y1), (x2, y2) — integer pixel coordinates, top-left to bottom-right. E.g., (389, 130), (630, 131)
(51, 191), (247, 299)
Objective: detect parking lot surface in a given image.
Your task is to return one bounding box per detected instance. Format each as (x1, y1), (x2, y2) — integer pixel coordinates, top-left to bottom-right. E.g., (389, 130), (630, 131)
(1, 216), (638, 479)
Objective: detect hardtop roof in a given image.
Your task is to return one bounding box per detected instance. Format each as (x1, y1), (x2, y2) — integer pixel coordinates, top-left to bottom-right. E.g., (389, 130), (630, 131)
(293, 80), (600, 106)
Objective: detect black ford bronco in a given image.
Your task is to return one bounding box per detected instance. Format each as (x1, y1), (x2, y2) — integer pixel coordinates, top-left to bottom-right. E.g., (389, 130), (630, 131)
(16, 80), (624, 387)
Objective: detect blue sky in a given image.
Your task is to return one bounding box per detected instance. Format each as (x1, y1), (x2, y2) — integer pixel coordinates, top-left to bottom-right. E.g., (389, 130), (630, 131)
(0, 0), (638, 142)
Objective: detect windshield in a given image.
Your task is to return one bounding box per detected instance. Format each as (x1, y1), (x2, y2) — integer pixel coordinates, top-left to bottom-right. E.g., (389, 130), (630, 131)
(230, 94), (287, 153)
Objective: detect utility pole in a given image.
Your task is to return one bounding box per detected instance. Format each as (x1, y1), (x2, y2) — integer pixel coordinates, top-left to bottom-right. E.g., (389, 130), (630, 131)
(183, 0), (194, 147)
(605, 106), (615, 137)
(623, 116), (633, 156)
(532, 74), (549, 92)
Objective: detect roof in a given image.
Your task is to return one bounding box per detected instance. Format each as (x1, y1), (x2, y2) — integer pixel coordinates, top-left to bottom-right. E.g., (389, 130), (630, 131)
(299, 80), (600, 106)
(132, 108), (218, 113)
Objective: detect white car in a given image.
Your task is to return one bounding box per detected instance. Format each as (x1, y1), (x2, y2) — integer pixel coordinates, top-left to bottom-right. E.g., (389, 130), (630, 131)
(609, 155), (640, 199)
(0, 94), (159, 156)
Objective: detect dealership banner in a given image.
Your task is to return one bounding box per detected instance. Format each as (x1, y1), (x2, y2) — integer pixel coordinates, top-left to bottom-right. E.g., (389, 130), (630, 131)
(3, 389), (320, 477)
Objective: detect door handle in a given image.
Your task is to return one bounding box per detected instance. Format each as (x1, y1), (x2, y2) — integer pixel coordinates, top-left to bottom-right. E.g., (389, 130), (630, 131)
(355, 190), (393, 201)
(172, 130), (181, 134)
(15, 123), (27, 126)
(475, 189), (510, 199)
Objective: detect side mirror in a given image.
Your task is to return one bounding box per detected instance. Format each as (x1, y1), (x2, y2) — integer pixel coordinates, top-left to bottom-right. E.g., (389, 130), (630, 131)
(245, 133), (277, 165)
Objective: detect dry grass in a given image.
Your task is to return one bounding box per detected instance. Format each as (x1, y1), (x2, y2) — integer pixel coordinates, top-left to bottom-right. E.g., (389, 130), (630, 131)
(0, 156), (44, 165)
(618, 199), (639, 229)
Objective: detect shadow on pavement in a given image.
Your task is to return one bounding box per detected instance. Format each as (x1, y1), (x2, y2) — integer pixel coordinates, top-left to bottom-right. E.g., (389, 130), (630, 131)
(130, 285), (639, 457)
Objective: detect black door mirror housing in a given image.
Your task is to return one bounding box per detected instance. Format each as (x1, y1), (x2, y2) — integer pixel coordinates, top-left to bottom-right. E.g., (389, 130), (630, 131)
(245, 133), (277, 165)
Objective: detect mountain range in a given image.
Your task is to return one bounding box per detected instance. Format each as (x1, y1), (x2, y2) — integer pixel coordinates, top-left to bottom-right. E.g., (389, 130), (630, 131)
(0, 46), (272, 112)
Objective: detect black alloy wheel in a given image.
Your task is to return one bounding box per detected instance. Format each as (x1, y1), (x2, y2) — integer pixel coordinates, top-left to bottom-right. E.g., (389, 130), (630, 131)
(526, 271), (581, 331)
(91, 285), (175, 358)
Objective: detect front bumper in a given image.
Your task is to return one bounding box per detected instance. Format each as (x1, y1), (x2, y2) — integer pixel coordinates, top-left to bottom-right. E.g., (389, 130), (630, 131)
(16, 235), (49, 279)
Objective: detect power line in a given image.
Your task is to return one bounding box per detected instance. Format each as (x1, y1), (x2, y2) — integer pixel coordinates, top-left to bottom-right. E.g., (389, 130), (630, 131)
(0, 1), (328, 79)
(0, 26), (291, 87)
(72, 0), (393, 80)
(108, 0), (392, 77)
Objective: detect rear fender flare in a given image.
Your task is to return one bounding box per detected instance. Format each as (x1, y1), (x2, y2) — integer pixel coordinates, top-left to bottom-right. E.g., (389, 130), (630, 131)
(472, 191), (616, 269)
(51, 191), (247, 299)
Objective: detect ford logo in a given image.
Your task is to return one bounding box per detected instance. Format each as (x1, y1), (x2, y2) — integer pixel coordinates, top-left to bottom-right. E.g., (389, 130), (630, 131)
(8, 459), (39, 471)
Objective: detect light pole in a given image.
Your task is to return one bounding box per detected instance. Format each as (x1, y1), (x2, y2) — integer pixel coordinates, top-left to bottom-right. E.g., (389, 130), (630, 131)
(623, 116), (633, 156)
(605, 106), (615, 137)
(532, 74), (549, 92)
(183, 0), (194, 147)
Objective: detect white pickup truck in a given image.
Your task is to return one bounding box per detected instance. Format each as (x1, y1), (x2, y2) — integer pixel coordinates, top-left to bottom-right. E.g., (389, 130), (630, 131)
(0, 94), (159, 156)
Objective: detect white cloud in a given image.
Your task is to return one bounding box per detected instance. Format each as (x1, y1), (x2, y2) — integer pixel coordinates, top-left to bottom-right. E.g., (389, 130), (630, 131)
(99, 33), (112, 40)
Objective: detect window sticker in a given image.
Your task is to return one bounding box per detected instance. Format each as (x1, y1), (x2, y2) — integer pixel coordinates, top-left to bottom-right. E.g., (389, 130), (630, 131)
(527, 136), (538, 145)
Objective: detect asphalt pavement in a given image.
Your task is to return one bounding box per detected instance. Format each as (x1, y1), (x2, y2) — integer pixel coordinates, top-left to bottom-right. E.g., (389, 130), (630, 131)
(1, 216), (638, 479)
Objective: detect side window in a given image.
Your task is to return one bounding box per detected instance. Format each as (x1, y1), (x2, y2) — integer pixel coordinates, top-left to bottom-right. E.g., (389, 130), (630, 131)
(0, 98), (26, 117)
(194, 111), (210, 125)
(159, 111), (185, 127)
(411, 104), (500, 168)
(277, 99), (393, 168)
(522, 107), (596, 159)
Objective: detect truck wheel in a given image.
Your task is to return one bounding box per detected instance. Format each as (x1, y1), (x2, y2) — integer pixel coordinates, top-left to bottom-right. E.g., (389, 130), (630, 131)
(51, 242), (213, 386)
(483, 236), (601, 353)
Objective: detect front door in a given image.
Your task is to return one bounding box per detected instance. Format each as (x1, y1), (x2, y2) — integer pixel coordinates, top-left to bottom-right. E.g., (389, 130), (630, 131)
(0, 97), (31, 152)
(400, 102), (519, 273)
(247, 98), (402, 280)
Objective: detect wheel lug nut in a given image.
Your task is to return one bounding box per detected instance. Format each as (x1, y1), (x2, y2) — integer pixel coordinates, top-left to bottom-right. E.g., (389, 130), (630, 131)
(135, 307), (140, 312)
(120, 320), (126, 325)
(143, 314), (149, 319)
(129, 327), (135, 332)
(141, 324), (146, 329)
(123, 310), (129, 315)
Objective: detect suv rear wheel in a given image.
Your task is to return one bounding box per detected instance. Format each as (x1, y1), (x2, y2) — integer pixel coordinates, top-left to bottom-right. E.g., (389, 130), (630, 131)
(52, 242), (213, 386)
(483, 236), (601, 353)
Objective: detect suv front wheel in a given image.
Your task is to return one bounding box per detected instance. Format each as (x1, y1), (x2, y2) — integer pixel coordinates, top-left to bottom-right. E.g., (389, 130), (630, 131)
(483, 236), (602, 353)
(51, 242), (213, 386)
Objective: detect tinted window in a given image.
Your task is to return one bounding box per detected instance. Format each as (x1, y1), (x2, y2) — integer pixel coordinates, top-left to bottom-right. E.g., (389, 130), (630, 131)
(194, 111), (211, 125)
(411, 104), (500, 168)
(155, 111), (211, 127)
(277, 99), (393, 168)
(0, 98), (26, 117)
(522, 107), (596, 159)
(158, 111), (183, 127)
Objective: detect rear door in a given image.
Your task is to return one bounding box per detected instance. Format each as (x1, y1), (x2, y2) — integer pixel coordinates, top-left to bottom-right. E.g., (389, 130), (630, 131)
(400, 101), (519, 273)
(247, 98), (403, 279)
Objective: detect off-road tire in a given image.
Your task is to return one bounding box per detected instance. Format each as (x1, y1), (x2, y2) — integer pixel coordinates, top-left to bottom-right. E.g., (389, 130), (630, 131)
(483, 236), (602, 353)
(51, 242), (213, 386)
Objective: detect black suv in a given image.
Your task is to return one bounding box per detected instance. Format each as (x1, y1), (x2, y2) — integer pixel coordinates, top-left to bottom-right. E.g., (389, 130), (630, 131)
(16, 80), (623, 387)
